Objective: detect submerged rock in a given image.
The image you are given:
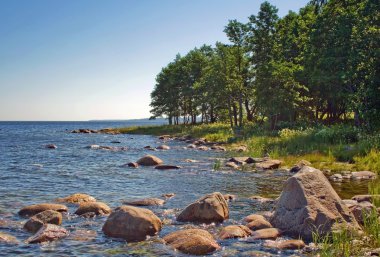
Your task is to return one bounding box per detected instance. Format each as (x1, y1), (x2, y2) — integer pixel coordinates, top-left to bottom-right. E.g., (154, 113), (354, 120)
(75, 202), (111, 216)
(270, 166), (360, 241)
(56, 193), (96, 204)
(224, 194), (237, 202)
(156, 145), (170, 150)
(162, 193), (175, 199)
(264, 239), (306, 250)
(136, 155), (163, 166)
(154, 165), (181, 170)
(218, 225), (251, 239)
(124, 198), (165, 206)
(251, 228), (281, 240)
(45, 144), (57, 149)
(225, 162), (239, 169)
(25, 224), (68, 244)
(24, 210), (62, 233)
(126, 162), (139, 168)
(0, 232), (18, 244)
(19, 203), (68, 217)
(102, 205), (162, 242)
(177, 192), (229, 223)
(163, 229), (220, 255)
(210, 145), (226, 151)
(197, 146), (209, 151)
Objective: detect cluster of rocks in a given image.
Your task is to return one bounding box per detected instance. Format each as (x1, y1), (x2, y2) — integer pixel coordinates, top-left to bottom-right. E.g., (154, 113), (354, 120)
(225, 156), (282, 170)
(70, 128), (119, 135)
(330, 170), (377, 181)
(125, 154), (181, 170)
(86, 145), (128, 151)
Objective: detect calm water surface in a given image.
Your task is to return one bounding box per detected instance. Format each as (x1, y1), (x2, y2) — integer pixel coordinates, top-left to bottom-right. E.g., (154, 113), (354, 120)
(0, 121), (371, 257)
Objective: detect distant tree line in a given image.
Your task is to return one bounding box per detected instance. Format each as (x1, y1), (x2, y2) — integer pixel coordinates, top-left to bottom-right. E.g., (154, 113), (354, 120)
(150, 0), (379, 130)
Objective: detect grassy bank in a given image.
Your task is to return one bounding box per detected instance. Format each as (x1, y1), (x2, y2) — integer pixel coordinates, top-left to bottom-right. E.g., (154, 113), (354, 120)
(114, 123), (380, 174)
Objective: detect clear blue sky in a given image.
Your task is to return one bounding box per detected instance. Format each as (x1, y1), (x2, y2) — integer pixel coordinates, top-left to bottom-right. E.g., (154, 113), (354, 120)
(0, 0), (309, 121)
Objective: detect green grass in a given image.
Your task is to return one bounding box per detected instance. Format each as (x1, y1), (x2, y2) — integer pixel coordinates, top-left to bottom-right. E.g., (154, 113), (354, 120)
(112, 123), (380, 174)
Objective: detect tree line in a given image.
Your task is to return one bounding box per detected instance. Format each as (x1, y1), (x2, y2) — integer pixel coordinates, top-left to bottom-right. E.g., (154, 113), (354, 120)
(150, 0), (379, 130)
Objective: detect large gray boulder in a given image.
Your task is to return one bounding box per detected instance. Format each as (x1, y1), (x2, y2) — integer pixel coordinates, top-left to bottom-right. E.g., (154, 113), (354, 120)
(270, 166), (360, 241)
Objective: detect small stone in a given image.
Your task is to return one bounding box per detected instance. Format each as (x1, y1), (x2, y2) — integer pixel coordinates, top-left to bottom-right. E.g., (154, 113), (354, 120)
(210, 146), (226, 151)
(244, 214), (267, 223)
(45, 144), (57, 149)
(255, 160), (282, 170)
(197, 146), (209, 151)
(157, 145), (170, 150)
(224, 194), (237, 201)
(351, 171), (377, 180)
(289, 160), (311, 173)
(155, 165), (181, 170)
(330, 174), (343, 181)
(225, 162), (239, 169)
(247, 218), (273, 230)
(136, 155), (163, 166)
(19, 203), (68, 217)
(187, 144), (197, 149)
(24, 210), (62, 233)
(56, 193), (96, 204)
(162, 193), (175, 199)
(126, 162), (139, 168)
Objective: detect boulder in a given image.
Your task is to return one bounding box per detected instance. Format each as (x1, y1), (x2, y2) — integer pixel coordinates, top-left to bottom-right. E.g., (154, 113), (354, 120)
(19, 203), (68, 217)
(349, 201), (376, 225)
(251, 228), (281, 240)
(330, 174), (343, 181)
(75, 202), (111, 216)
(163, 229), (220, 255)
(124, 198), (165, 206)
(177, 192), (229, 223)
(270, 166), (360, 241)
(102, 205), (162, 242)
(25, 224), (68, 244)
(218, 225), (251, 239)
(289, 160), (311, 173)
(136, 155), (163, 166)
(225, 162), (239, 169)
(24, 210), (62, 233)
(0, 232), (18, 244)
(351, 171), (377, 180)
(255, 159), (282, 170)
(247, 218), (273, 231)
(45, 144), (57, 149)
(154, 165), (181, 170)
(210, 146), (226, 151)
(156, 145), (170, 150)
(56, 193), (96, 204)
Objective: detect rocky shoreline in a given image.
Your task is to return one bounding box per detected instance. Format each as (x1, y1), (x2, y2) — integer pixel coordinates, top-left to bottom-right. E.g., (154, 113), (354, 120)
(1, 132), (378, 256)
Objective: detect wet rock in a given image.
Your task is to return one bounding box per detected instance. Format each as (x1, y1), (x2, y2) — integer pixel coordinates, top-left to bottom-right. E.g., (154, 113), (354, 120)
(56, 193), (96, 204)
(19, 203), (68, 217)
(264, 239), (305, 250)
(0, 232), (18, 244)
(24, 210), (62, 233)
(247, 218), (273, 231)
(330, 173), (343, 181)
(251, 228), (281, 240)
(177, 192), (229, 223)
(351, 171), (377, 180)
(225, 162), (239, 169)
(270, 166), (360, 241)
(349, 201), (376, 225)
(224, 194), (237, 202)
(25, 224), (68, 244)
(219, 225), (252, 239)
(194, 139), (206, 145)
(352, 194), (380, 203)
(156, 145), (170, 150)
(111, 140), (121, 144)
(210, 145), (226, 151)
(155, 165), (181, 170)
(255, 159), (282, 170)
(244, 214), (267, 223)
(158, 135), (171, 140)
(289, 160), (311, 173)
(124, 198), (165, 206)
(162, 193), (175, 199)
(136, 155), (163, 166)
(45, 144), (57, 149)
(197, 146), (209, 151)
(185, 159), (198, 163)
(69, 229), (97, 242)
(229, 157), (255, 165)
(187, 144), (197, 149)
(102, 205), (162, 242)
(163, 229), (220, 255)
(75, 202), (111, 216)
(87, 144), (100, 149)
(126, 162), (139, 168)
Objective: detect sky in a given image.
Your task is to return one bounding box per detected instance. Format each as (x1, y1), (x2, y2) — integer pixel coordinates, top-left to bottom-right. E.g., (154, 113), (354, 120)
(0, 0), (309, 121)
